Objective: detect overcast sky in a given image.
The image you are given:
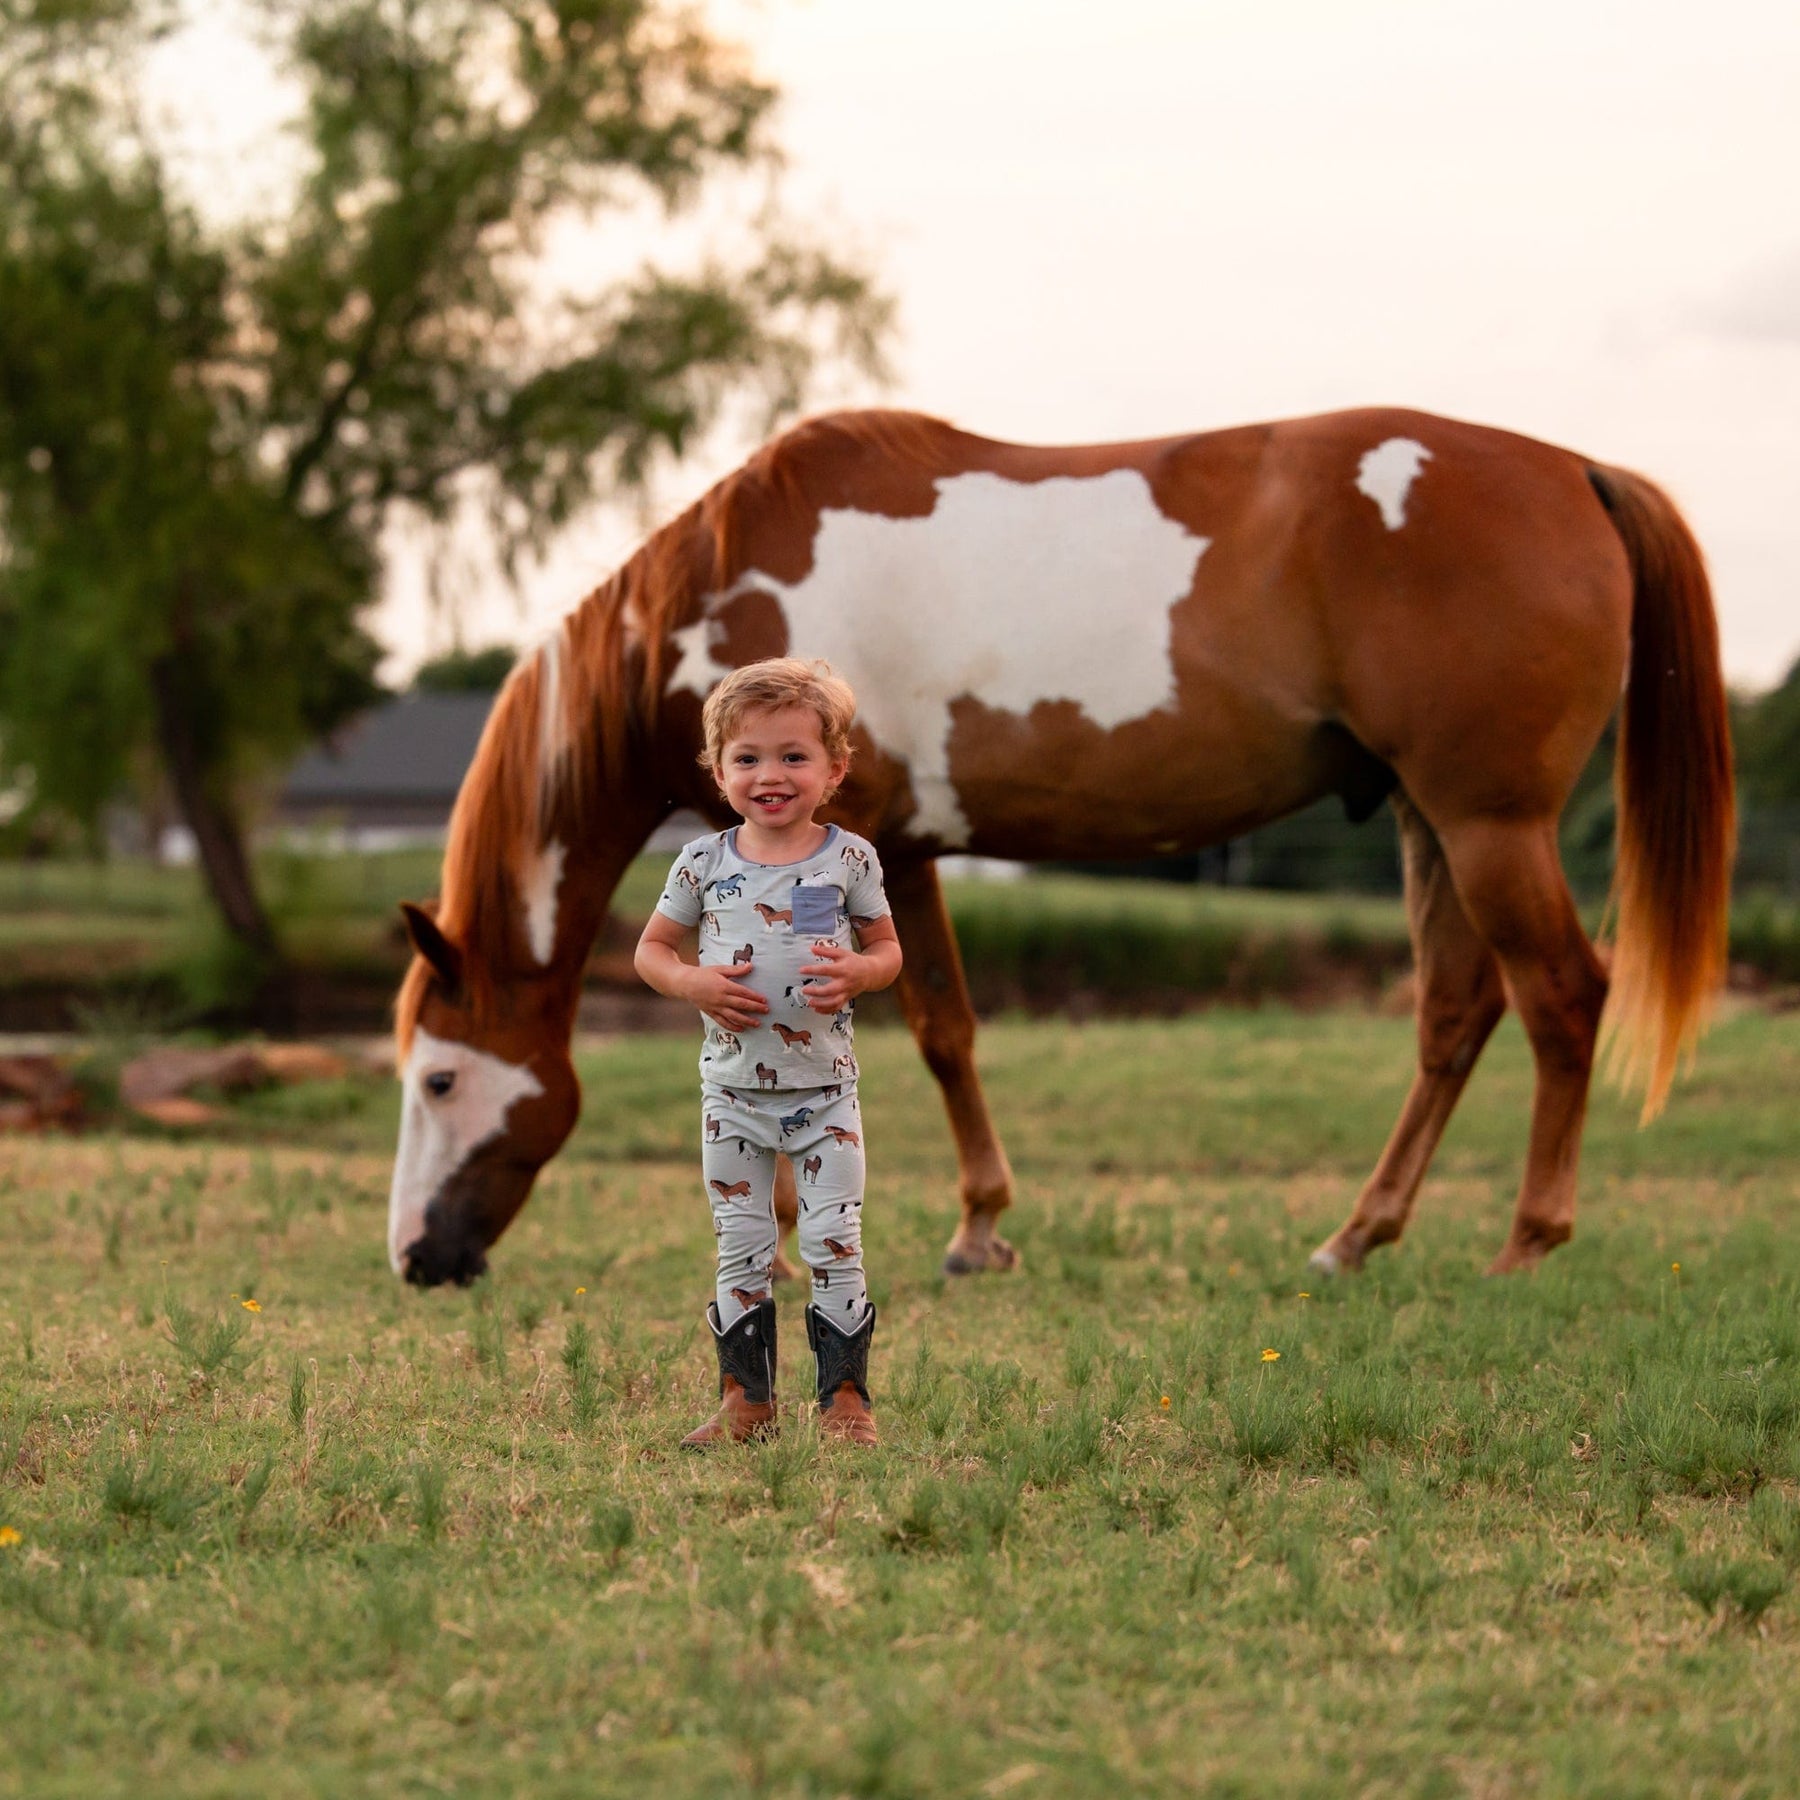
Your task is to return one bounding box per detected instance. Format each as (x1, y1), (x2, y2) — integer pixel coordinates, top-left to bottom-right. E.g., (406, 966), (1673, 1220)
(157, 1), (1800, 688)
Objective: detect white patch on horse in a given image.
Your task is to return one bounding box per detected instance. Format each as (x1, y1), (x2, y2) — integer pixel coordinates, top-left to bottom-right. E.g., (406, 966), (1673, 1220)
(1356, 438), (1432, 531)
(667, 614), (730, 699)
(520, 839), (566, 965)
(713, 471), (1207, 845)
(388, 1029), (543, 1274)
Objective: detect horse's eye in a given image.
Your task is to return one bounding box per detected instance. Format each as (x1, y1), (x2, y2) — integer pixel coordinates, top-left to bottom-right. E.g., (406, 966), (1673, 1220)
(424, 1071), (456, 1099)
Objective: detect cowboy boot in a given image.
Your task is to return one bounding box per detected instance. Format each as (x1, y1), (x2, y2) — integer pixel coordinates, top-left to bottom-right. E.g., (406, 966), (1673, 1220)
(806, 1302), (878, 1446)
(681, 1297), (778, 1448)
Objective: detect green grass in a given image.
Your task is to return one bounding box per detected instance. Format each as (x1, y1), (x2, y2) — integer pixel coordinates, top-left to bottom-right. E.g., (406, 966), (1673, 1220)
(2, 1008), (1798, 1797)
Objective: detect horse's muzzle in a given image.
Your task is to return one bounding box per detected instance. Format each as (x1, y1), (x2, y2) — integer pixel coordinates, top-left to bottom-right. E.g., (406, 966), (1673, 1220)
(399, 1230), (490, 1287)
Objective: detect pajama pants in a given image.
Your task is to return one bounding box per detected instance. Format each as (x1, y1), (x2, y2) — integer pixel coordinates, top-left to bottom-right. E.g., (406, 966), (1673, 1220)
(701, 1081), (868, 1331)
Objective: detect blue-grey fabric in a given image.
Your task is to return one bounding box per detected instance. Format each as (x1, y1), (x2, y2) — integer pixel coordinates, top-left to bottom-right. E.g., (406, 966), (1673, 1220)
(701, 1083), (868, 1330)
(654, 826), (888, 1090)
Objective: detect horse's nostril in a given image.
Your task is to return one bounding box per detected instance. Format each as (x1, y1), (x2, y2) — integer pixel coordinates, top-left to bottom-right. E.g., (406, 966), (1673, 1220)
(400, 1233), (488, 1288)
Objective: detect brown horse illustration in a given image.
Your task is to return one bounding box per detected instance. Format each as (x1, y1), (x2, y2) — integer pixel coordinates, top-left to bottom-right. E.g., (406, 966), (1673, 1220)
(754, 1063), (779, 1090)
(730, 943), (754, 967)
(801, 1155), (823, 1183)
(704, 1114), (722, 1141)
(729, 1286), (770, 1311)
(753, 902), (793, 928)
(772, 1022), (813, 1050)
(389, 407), (1733, 1289)
(709, 1179), (753, 1203)
(824, 1125), (861, 1149)
(822, 1236), (857, 1260)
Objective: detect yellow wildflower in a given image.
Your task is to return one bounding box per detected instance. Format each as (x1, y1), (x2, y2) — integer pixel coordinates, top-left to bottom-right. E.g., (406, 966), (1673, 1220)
(1671, 1262), (1681, 1274)
(1159, 1395), (1172, 1409)
(1297, 1291), (1311, 1300)
(0, 1526), (21, 1548)
(1260, 1348), (1281, 1363)
(575, 1287), (587, 1296)
(241, 1298), (262, 1313)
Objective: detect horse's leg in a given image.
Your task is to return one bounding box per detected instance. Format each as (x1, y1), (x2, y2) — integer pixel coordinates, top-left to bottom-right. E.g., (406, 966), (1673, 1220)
(771, 1157), (801, 1281)
(885, 860), (1018, 1274)
(1436, 816), (1610, 1273)
(1311, 795), (1507, 1274)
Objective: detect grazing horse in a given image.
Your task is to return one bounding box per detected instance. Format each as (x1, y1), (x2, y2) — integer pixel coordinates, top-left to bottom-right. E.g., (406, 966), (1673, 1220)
(388, 406), (1733, 1287)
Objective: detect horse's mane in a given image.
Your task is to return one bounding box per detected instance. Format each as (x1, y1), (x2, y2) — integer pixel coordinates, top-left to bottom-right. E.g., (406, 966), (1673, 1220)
(396, 409), (959, 1055)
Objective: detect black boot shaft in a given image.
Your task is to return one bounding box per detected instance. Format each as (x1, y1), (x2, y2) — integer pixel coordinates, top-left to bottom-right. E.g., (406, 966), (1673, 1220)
(709, 1297), (777, 1406)
(805, 1303), (875, 1407)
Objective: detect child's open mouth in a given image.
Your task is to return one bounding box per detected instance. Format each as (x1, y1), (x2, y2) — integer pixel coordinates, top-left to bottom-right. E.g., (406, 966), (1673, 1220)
(754, 794), (793, 810)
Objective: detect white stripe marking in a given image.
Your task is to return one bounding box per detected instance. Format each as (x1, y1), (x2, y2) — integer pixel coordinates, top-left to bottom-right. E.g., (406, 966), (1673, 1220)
(521, 839), (566, 965)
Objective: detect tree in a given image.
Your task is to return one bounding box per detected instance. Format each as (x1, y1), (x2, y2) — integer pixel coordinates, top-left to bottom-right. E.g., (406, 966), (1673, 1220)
(1735, 656), (1800, 807)
(412, 644), (520, 693)
(0, 0), (887, 983)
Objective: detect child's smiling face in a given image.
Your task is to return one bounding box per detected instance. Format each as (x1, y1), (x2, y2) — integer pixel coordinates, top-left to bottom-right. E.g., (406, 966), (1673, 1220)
(714, 703), (849, 846)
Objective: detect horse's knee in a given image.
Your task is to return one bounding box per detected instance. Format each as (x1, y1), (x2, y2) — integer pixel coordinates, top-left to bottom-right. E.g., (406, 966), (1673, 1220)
(915, 1016), (976, 1079)
(1514, 952), (1608, 1074)
(1416, 977), (1505, 1077)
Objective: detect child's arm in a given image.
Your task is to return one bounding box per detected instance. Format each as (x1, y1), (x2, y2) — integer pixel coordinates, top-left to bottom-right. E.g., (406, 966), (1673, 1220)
(634, 914), (769, 1033)
(798, 917), (902, 1014)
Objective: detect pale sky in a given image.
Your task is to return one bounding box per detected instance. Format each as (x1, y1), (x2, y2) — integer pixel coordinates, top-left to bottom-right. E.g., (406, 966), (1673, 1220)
(155, 1), (1800, 688)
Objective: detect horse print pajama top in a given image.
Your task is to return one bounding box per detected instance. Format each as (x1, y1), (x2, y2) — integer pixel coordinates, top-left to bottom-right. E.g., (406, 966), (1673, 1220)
(656, 827), (890, 1330)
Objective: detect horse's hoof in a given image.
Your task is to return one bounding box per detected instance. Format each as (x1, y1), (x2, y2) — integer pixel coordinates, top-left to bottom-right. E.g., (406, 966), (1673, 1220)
(1485, 1227), (1568, 1276)
(1484, 1246), (1541, 1277)
(942, 1232), (1019, 1276)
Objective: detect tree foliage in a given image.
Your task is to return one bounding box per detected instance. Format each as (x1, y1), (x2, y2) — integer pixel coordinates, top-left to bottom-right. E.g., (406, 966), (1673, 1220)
(1735, 657), (1800, 807)
(411, 643), (518, 693)
(0, 0), (888, 969)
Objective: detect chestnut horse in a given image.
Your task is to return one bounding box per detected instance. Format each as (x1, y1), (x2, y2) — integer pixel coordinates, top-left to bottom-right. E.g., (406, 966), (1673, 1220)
(388, 407), (1733, 1287)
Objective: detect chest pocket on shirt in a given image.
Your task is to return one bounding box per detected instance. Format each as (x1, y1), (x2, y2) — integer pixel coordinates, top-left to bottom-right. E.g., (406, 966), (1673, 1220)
(790, 883), (843, 938)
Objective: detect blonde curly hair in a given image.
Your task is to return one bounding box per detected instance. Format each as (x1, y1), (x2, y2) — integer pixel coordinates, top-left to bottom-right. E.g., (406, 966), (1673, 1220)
(699, 658), (858, 787)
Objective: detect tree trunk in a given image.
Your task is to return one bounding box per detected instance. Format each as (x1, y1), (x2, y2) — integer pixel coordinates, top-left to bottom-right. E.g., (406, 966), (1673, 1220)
(148, 656), (279, 962)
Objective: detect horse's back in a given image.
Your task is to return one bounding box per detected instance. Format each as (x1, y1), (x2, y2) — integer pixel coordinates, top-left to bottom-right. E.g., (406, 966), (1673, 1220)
(694, 406), (1633, 854)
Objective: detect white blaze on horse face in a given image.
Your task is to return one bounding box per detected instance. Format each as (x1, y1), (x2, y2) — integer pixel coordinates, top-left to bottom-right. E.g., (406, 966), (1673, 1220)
(520, 838), (566, 965)
(387, 1028), (543, 1274)
(1356, 438), (1433, 530)
(671, 470), (1207, 845)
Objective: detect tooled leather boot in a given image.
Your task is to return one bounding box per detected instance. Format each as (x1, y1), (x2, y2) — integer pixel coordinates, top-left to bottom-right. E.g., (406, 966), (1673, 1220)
(806, 1302), (877, 1446)
(681, 1297), (778, 1448)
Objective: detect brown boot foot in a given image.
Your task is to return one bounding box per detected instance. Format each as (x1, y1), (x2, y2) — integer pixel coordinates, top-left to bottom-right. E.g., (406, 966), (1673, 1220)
(681, 1387), (777, 1449)
(820, 1386), (878, 1447)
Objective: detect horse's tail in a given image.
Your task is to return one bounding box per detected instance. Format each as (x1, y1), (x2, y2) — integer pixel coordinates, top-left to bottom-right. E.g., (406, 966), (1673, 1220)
(1586, 463), (1736, 1121)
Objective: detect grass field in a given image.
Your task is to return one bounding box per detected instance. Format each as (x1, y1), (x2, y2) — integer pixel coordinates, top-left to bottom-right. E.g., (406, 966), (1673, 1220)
(3, 1006), (1799, 1797)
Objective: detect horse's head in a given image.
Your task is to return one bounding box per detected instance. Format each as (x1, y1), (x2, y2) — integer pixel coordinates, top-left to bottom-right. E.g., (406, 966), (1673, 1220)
(387, 902), (580, 1286)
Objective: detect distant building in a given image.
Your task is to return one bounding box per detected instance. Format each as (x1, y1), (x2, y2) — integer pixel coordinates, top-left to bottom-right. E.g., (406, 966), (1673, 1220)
(240, 690), (702, 855)
(276, 691), (496, 848)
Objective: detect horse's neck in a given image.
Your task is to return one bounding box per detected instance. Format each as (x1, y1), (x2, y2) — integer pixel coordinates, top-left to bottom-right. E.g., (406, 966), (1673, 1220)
(526, 782), (670, 1013)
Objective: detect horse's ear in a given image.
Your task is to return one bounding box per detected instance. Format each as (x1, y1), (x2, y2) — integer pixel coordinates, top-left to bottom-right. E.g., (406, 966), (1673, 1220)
(399, 901), (463, 992)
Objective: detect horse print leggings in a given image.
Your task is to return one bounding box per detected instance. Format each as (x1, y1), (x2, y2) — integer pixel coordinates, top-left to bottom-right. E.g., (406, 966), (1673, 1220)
(701, 1081), (868, 1333)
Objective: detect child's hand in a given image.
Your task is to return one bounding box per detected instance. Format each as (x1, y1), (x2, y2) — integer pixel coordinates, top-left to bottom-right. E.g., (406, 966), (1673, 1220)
(685, 960), (767, 1033)
(798, 942), (872, 1012)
